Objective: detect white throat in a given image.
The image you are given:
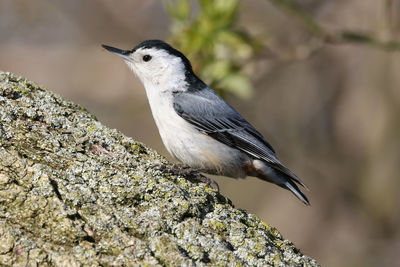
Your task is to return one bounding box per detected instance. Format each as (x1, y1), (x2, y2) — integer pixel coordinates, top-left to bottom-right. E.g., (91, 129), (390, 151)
(126, 59), (188, 132)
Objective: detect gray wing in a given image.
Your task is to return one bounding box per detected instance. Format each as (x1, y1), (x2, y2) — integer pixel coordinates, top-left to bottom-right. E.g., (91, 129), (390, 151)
(173, 88), (306, 187)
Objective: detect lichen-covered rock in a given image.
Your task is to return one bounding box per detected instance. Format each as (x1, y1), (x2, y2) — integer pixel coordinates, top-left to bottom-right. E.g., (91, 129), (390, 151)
(0, 71), (319, 266)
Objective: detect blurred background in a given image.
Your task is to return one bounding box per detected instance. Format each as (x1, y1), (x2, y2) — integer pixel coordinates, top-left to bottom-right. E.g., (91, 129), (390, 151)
(1, 0), (400, 266)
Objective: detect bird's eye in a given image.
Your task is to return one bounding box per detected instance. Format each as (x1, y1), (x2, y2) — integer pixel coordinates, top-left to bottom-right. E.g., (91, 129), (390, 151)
(142, 55), (152, 62)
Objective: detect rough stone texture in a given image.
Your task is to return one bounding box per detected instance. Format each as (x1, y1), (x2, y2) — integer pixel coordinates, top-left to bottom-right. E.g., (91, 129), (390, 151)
(0, 71), (319, 266)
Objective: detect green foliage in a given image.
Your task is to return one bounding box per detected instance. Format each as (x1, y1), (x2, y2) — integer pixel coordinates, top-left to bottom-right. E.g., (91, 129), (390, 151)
(165, 0), (258, 99)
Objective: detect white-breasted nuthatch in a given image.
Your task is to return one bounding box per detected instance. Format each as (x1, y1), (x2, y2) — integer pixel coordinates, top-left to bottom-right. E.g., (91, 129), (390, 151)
(102, 40), (309, 205)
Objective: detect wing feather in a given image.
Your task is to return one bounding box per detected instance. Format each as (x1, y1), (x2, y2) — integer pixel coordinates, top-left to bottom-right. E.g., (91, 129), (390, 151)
(173, 89), (307, 188)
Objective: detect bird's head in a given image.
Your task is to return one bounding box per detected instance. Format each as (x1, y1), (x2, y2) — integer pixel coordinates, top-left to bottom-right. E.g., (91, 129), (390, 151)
(102, 40), (194, 92)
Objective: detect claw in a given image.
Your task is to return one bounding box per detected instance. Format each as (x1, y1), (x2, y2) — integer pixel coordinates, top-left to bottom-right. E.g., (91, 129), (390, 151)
(155, 163), (220, 192)
(193, 175), (220, 192)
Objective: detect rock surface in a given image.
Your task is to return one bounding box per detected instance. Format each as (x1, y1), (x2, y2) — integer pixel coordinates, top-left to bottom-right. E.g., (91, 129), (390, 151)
(0, 71), (319, 266)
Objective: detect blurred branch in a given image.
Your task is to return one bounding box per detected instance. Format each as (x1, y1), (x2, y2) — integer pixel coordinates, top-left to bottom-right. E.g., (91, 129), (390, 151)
(269, 0), (400, 52)
(268, 0), (325, 38)
(334, 31), (400, 51)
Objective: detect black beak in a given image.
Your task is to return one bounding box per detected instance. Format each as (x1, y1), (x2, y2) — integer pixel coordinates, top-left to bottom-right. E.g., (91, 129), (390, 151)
(101, 44), (132, 60)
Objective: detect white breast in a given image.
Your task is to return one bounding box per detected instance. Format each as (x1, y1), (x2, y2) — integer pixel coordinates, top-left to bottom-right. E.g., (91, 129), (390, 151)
(143, 85), (247, 178)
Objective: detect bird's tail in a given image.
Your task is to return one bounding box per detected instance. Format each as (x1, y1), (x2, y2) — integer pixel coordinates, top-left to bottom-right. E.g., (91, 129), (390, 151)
(250, 160), (310, 205)
(279, 176), (310, 205)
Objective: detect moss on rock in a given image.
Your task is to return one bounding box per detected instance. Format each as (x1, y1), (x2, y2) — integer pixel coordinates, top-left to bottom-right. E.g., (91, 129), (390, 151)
(0, 71), (319, 266)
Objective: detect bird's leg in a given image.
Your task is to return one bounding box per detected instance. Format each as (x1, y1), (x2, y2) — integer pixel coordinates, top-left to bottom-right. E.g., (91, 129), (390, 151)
(155, 163), (220, 192)
(154, 162), (194, 175)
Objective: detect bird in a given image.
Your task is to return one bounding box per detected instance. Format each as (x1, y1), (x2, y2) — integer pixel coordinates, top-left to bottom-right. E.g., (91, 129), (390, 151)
(102, 40), (309, 205)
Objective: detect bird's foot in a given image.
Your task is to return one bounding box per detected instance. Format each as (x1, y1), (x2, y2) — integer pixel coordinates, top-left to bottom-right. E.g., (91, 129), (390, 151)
(189, 175), (220, 192)
(155, 163), (220, 192)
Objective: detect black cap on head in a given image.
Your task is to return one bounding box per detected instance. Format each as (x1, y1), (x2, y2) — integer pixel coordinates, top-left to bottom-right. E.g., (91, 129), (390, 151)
(133, 40), (193, 72)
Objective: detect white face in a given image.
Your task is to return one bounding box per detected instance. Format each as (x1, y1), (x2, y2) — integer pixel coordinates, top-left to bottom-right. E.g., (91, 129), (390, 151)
(124, 48), (188, 92)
